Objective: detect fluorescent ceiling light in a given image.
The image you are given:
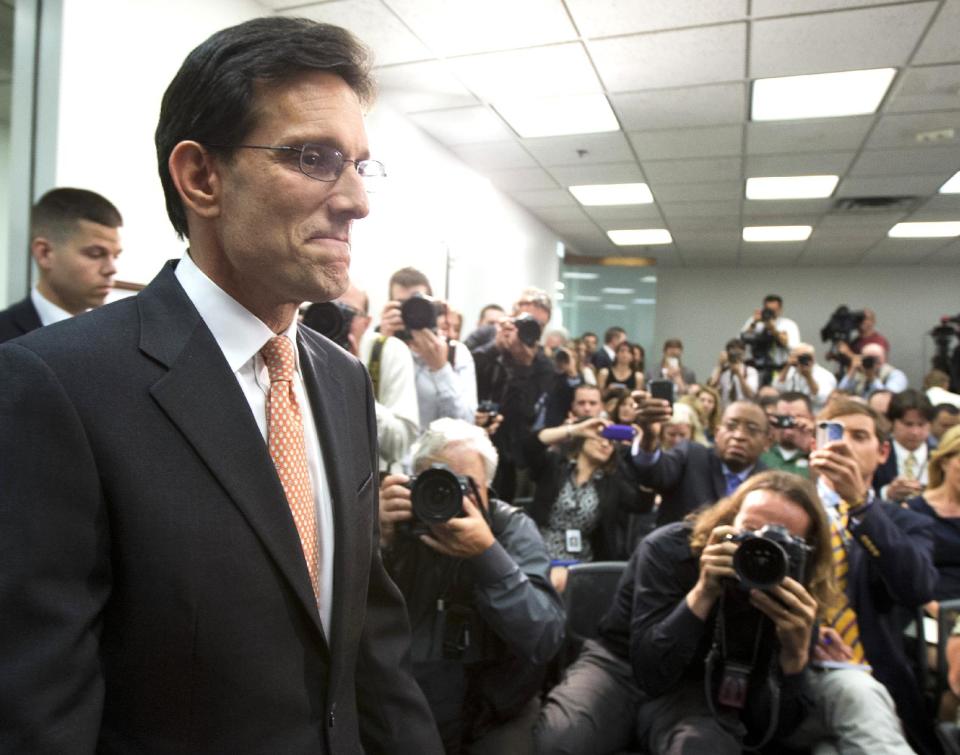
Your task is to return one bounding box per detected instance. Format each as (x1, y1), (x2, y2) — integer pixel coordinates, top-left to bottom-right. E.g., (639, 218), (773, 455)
(641, 275), (657, 283)
(940, 172), (960, 194)
(575, 295), (602, 302)
(554, 281), (565, 290)
(746, 175), (839, 200)
(569, 183), (654, 206)
(607, 229), (673, 246)
(888, 221), (960, 238)
(603, 304), (627, 311)
(601, 287), (636, 295)
(634, 298), (656, 304)
(562, 271), (599, 280)
(742, 225), (812, 242)
(495, 93), (619, 138)
(752, 68), (896, 121)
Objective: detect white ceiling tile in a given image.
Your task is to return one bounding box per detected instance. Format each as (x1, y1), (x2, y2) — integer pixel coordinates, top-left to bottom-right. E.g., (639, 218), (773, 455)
(741, 214), (821, 229)
(531, 206), (591, 223)
(922, 193), (960, 212)
(447, 43), (601, 100)
(796, 250), (865, 266)
(642, 157), (742, 184)
(651, 182), (744, 202)
(589, 24), (747, 92)
(451, 141), (539, 171)
(865, 111), (960, 149)
(924, 242), (960, 264)
(667, 216), (742, 232)
(850, 146), (960, 176)
(287, 0), (432, 66)
(913, 0), (960, 65)
(885, 65), (960, 113)
(739, 250), (801, 266)
(566, 0), (746, 37)
(384, 0), (577, 56)
(582, 204), (664, 222)
(745, 151), (855, 176)
(375, 61), (478, 112)
(509, 188), (580, 208)
(408, 106), (515, 144)
(746, 117), (873, 155)
(750, 3), (938, 78)
(660, 200), (742, 219)
(521, 132), (635, 167)
(611, 83), (747, 130)
(804, 237), (879, 253)
(744, 199), (833, 216)
(837, 174), (953, 197)
(487, 167), (558, 191)
(548, 162), (645, 186)
(818, 212), (908, 230)
(628, 125), (743, 160)
(550, 218), (604, 234)
(751, 0), (898, 16)
(861, 237), (950, 262)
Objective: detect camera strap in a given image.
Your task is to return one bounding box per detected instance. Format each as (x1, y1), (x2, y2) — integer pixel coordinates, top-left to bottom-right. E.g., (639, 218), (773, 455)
(367, 335), (387, 402)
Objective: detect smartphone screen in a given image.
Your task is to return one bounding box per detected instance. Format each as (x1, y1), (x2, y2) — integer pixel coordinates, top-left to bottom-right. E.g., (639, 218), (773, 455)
(816, 420), (844, 448)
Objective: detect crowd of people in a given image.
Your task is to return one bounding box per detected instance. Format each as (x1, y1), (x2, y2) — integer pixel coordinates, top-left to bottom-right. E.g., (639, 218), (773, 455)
(3, 13), (960, 755)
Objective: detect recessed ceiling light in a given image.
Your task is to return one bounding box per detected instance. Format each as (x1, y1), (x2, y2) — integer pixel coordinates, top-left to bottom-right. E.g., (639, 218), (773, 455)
(495, 93), (619, 138)
(607, 229), (672, 246)
(888, 221), (960, 238)
(601, 287), (636, 295)
(641, 275), (657, 283)
(569, 183), (654, 206)
(940, 172), (960, 194)
(751, 68), (896, 121)
(633, 297), (656, 304)
(746, 175), (839, 200)
(742, 225), (812, 242)
(562, 271), (599, 280)
(575, 295), (602, 302)
(603, 304), (627, 311)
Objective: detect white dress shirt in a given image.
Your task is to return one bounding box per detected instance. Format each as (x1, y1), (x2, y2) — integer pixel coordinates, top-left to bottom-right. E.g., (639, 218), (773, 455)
(772, 363), (837, 410)
(740, 315), (800, 366)
(175, 253), (335, 633)
(891, 439), (929, 486)
(413, 339), (477, 427)
(31, 287), (74, 326)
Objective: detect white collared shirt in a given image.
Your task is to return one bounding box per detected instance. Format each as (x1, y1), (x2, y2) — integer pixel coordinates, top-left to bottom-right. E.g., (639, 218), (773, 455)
(892, 439), (929, 486)
(31, 287), (74, 327)
(175, 253), (335, 634)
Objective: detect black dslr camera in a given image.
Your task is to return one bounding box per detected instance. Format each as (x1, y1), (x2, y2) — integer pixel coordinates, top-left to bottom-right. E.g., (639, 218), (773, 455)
(511, 312), (542, 347)
(400, 465), (476, 537)
(301, 301), (357, 350)
(728, 523), (811, 591)
(397, 292), (445, 342)
(769, 414), (796, 429)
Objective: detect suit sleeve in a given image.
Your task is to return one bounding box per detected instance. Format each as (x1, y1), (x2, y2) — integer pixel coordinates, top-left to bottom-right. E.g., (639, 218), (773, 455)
(353, 362), (443, 753)
(630, 441), (689, 493)
(0, 344), (110, 753)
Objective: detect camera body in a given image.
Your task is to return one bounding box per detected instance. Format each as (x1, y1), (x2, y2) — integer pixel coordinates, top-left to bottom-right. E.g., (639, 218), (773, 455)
(728, 523), (812, 591)
(400, 465), (473, 537)
(797, 353), (813, 367)
(397, 292), (445, 341)
(861, 355), (877, 370)
(760, 306), (777, 322)
(511, 312), (542, 348)
(477, 399), (500, 427)
(770, 414), (796, 429)
(302, 301), (356, 350)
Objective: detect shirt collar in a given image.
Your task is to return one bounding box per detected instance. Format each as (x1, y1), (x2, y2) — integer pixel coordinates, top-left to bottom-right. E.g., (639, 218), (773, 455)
(721, 463), (753, 482)
(31, 287), (74, 327)
(174, 252), (298, 372)
(892, 439), (928, 465)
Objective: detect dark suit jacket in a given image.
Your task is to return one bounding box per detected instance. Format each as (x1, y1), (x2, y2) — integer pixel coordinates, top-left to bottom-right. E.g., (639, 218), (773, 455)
(630, 441), (767, 526)
(872, 440), (935, 497)
(846, 502), (938, 755)
(591, 347), (613, 372)
(0, 295), (41, 342)
(0, 262), (441, 754)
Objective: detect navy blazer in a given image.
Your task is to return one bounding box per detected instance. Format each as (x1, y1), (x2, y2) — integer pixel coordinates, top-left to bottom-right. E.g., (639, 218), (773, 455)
(872, 439), (936, 497)
(0, 295), (42, 343)
(847, 502), (938, 755)
(0, 262), (441, 754)
(630, 441), (767, 526)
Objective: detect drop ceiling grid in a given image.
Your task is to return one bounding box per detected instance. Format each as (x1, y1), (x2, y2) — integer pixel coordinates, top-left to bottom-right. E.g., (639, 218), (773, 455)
(271, 0), (960, 265)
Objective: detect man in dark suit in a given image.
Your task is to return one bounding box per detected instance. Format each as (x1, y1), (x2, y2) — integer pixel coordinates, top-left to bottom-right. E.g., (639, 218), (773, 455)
(630, 398), (770, 525)
(0, 187), (122, 342)
(591, 325), (626, 372)
(872, 389), (935, 502)
(0, 17), (440, 754)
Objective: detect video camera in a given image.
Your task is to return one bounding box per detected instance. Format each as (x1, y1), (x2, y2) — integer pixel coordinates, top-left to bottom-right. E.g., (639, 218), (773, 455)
(399, 465), (481, 538)
(931, 314), (960, 392)
(820, 305), (865, 366)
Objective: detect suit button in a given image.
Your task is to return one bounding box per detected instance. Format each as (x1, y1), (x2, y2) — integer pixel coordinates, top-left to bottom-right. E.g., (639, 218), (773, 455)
(328, 708), (336, 728)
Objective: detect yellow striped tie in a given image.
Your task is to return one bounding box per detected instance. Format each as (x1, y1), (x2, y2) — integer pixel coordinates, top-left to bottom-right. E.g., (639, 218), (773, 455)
(824, 501), (867, 665)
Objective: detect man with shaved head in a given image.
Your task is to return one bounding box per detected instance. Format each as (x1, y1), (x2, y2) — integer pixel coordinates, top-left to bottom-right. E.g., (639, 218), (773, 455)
(839, 342), (908, 398)
(772, 342), (837, 410)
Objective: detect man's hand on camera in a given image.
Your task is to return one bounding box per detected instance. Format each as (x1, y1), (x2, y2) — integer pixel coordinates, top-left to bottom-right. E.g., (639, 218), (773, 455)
(809, 440), (868, 507)
(420, 496), (495, 558)
(408, 328), (447, 371)
(687, 525), (739, 620)
(379, 474), (413, 549)
(717, 350), (729, 369)
(379, 301), (404, 339)
(749, 577), (817, 675)
(499, 319), (537, 367)
(475, 410), (503, 437)
(813, 626), (854, 664)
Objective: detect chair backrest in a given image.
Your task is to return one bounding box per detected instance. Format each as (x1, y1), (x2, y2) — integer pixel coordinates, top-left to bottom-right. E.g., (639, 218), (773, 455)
(563, 561), (628, 642)
(937, 599), (960, 707)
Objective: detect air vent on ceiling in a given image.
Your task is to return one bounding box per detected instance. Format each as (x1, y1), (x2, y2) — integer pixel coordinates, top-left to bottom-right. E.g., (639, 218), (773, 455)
(832, 196), (919, 213)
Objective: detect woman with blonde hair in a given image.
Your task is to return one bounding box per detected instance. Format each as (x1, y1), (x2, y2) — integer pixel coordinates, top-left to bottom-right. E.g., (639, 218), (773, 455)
(694, 385), (722, 444)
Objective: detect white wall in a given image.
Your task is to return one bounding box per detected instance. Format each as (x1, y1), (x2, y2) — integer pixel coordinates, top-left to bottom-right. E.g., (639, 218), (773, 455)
(655, 265), (960, 390)
(47, 0), (561, 324)
(0, 122), (9, 300)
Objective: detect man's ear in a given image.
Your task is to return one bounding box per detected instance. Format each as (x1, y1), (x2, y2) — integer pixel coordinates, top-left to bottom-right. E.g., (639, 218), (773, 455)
(168, 141), (223, 222)
(878, 438), (891, 466)
(30, 237), (54, 270)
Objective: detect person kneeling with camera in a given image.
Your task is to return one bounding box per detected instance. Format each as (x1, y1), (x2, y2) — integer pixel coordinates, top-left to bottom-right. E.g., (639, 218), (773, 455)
(379, 418), (565, 754)
(631, 471), (834, 754)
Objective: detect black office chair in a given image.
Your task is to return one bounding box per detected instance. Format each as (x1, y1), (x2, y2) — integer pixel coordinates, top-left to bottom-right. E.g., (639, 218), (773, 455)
(563, 561), (628, 644)
(936, 600), (960, 755)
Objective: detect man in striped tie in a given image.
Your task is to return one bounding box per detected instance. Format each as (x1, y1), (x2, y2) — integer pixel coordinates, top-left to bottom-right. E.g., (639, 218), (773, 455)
(801, 399), (938, 754)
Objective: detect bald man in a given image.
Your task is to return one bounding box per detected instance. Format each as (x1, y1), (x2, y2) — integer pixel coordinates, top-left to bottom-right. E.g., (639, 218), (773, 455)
(839, 343), (908, 398)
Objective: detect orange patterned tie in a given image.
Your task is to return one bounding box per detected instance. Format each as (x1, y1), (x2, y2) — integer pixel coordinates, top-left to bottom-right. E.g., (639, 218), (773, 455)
(261, 335), (320, 603)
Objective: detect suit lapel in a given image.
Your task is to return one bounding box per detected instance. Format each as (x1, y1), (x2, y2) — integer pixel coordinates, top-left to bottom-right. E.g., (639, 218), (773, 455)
(709, 451), (727, 500)
(13, 297), (42, 335)
(139, 262), (326, 641)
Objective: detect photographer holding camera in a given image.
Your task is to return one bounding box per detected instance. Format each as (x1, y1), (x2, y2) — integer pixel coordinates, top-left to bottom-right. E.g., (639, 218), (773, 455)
(377, 267), (477, 429)
(837, 342), (908, 398)
(707, 338), (759, 407)
(379, 419), (565, 753)
(760, 392), (815, 478)
(771, 343), (837, 411)
(740, 294), (800, 370)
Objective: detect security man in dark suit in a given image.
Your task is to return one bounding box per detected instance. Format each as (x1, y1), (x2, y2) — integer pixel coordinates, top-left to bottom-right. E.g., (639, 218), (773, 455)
(0, 187), (122, 342)
(629, 398), (769, 526)
(0, 17), (440, 754)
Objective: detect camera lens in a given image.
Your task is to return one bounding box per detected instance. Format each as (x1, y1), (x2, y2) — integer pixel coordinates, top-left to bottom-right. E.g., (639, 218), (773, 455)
(513, 313), (542, 347)
(302, 302), (354, 349)
(410, 468), (465, 524)
(401, 293), (438, 332)
(862, 356), (876, 369)
(733, 537), (788, 590)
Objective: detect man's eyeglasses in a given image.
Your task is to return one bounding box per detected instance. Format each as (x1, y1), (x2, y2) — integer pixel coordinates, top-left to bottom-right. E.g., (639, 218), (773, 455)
(205, 143), (386, 184)
(721, 419), (765, 437)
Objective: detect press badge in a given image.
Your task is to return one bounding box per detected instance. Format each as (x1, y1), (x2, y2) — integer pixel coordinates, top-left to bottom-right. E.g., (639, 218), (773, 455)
(565, 529), (583, 553)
